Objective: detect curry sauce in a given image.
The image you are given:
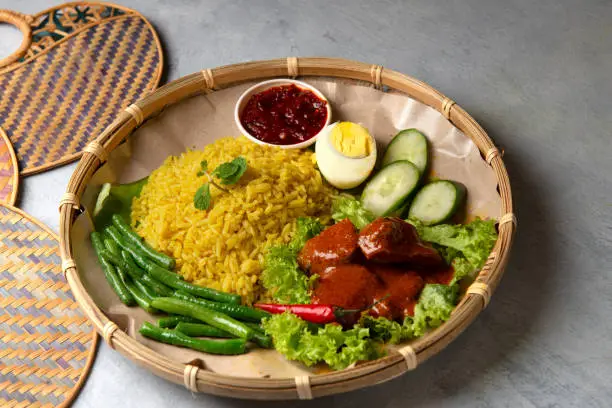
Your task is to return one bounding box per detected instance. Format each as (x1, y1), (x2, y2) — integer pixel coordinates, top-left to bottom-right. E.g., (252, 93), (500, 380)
(299, 217), (452, 323)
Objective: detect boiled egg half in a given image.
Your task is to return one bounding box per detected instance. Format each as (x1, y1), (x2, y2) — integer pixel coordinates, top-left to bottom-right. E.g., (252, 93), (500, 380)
(315, 122), (377, 189)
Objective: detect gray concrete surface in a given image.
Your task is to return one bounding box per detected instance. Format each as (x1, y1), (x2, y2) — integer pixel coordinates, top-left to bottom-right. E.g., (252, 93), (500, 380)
(1, 0), (611, 407)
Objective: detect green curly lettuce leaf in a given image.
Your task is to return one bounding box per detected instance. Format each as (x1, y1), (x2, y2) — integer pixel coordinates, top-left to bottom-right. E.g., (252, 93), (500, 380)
(362, 283), (459, 342)
(261, 217), (323, 304)
(360, 315), (406, 344)
(410, 217), (497, 287)
(409, 283), (459, 337)
(410, 218), (498, 268)
(331, 194), (375, 230)
(261, 246), (312, 304)
(289, 217), (324, 251)
(262, 312), (382, 370)
(449, 256), (476, 284)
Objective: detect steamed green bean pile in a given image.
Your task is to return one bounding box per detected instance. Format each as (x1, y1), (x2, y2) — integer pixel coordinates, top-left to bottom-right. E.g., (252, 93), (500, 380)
(91, 214), (271, 355)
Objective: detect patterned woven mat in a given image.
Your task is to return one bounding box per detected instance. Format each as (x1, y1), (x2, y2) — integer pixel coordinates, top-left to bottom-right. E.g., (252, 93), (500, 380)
(0, 204), (97, 407)
(0, 2), (163, 175)
(0, 128), (18, 205)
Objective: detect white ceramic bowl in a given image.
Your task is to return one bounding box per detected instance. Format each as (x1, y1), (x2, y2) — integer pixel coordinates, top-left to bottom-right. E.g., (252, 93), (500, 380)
(234, 79), (332, 149)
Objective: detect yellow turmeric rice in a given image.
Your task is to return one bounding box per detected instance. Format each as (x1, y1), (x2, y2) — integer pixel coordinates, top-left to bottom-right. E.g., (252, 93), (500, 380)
(131, 137), (335, 303)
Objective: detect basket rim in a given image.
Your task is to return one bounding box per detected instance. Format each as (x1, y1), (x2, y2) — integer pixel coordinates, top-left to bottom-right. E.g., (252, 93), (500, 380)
(58, 56), (515, 400)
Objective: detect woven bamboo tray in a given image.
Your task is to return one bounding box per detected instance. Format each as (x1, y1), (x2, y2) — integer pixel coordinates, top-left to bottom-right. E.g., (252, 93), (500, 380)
(58, 57), (516, 400)
(0, 127), (18, 205)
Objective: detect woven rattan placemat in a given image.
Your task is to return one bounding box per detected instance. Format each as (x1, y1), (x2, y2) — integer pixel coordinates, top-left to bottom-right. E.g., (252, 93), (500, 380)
(0, 127), (18, 205)
(0, 2), (163, 175)
(0, 204), (97, 407)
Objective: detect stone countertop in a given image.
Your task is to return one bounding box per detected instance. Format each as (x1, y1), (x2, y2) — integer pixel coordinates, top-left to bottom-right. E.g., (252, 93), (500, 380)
(1, 0), (610, 407)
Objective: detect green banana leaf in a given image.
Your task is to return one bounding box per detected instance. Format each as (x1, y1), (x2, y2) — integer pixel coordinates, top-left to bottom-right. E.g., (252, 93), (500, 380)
(93, 176), (148, 231)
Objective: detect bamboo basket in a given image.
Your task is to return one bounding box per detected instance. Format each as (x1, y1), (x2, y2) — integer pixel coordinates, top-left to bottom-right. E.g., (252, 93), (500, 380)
(58, 57), (515, 400)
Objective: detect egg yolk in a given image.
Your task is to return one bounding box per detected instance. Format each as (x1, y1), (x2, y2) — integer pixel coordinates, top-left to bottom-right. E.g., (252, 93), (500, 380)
(330, 122), (372, 158)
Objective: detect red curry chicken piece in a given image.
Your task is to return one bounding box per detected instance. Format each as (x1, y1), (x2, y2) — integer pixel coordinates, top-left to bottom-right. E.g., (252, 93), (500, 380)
(367, 264), (424, 320)
(301, 217), (451, 324)
(311, 264), (383, 325)
(358, 217), (443, 267)
(298, 219), (359, 275)
(422, 266), (455, 285)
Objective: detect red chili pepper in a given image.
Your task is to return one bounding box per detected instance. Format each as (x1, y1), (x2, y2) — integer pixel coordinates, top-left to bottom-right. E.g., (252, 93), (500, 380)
(253, 303), (346, 324)
(254, 295), (389, 325)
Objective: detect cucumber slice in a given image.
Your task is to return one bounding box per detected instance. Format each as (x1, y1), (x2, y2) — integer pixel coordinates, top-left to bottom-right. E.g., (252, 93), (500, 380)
(382, 129), (429, 173)
(408, 180), (466, 225)
(361, 161), (421, 217)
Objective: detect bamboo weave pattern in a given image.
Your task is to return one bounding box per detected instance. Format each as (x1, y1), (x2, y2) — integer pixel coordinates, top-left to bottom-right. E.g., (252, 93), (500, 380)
(0, 204), (96, 407)
(0, 131), (17, 205)
(18, 5), (126, 62)
(0, 3), (162, 174)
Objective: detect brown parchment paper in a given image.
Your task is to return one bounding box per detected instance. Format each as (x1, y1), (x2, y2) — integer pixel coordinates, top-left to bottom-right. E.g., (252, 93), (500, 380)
(73, 78), (501, 379)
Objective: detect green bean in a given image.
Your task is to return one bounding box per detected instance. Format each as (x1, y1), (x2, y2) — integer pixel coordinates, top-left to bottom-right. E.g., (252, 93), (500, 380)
(104, 225), (173, 284)
(173, 320), (271, 348)
(106, 225), (240, 304)
(113, 262), (156, 313)
(99, 248), (142, 280)
(109, 248), (176, 304)
(112, 214), (175, 269)
(249, 330), (272, 349)
(175, 322), (233, 338)
(101, 229), (115, 246)
(105, 226), (152, 270)
(103, 252), (161, 301)
(111, 249), (144, 279)
(142, 275), (176, 297)
(91, 232), (135, 306)
(105, 225), (126, 245)
(103, 237), (121, 258)
(227, 322), (272, 348)
(123, 275), (156, 314)
(173, 291), (268, 322)
(244, 322), (265, 333)
(112, 258), (128, 280)
(120, 249), (145, 273)
(144, 264), (241, 304)
(139, 322), (246, 355)
(120, 250), (173, 296)
(133, 278), (159, 302)
(150, 297), (253, 340)
(157, 315), (200, 329)
(200, 318), (271, 348)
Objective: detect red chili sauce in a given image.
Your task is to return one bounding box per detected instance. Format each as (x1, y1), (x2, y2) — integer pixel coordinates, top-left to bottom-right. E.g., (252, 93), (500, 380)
(298, 217), (454, 325)
(240, 84), (328, 145)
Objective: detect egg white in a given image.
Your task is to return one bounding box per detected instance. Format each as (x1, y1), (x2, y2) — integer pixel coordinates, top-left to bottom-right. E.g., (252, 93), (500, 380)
(315, 123), (377, 189)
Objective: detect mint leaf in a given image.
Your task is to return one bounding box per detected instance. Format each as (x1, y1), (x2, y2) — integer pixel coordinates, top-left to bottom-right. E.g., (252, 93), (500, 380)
(194, 183), (211, 210)
(223, 156), (247, 184)
(196, 161), (208, 177)
(212, 156), (248, 185)
(211, 162), (238, 179)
